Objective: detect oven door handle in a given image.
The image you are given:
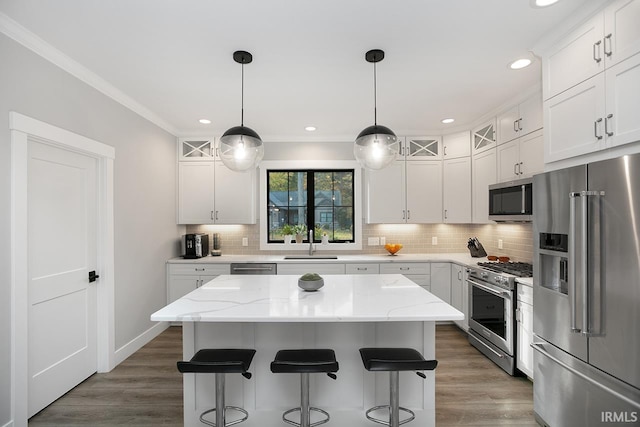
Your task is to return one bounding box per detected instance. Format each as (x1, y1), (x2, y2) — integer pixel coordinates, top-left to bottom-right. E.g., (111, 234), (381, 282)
(467, 278), (511, 298)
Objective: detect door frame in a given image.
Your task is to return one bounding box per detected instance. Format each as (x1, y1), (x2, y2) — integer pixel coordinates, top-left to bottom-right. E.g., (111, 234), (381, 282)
(9, 112), (115, 426)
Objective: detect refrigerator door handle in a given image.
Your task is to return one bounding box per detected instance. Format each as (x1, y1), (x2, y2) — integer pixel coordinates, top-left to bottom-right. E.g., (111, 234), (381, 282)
(581, 191), (589, 335)
(569, 192), (582, 333)
(531, 342), (640, 410)
(584, 190), (606, 337)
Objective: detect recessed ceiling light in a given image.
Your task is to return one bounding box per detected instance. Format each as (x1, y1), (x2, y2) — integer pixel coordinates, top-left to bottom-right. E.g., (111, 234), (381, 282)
(532, 0), (560, 7)
(199, 119), (211, 124)
(441, 118), (455, 124)
(509, 58), (532, 70)
(305, 126), (317, 132)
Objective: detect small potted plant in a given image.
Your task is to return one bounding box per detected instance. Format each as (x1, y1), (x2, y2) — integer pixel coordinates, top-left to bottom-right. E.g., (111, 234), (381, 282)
(281, 224), (294, 245)
(298, 272), (324, 292)
(292, 224), (306, 244)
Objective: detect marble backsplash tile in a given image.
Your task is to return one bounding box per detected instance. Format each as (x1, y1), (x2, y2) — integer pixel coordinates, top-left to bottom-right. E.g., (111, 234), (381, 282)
(185, 222), (533, 262)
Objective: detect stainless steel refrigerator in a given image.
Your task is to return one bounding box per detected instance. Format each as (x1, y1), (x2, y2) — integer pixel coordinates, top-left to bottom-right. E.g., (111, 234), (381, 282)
(533, 153), (640, 427)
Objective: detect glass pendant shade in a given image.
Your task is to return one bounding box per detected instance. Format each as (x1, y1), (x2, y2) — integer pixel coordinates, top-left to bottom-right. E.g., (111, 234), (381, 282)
(219, 125), (264, 172)
(354, 125), (399, 170)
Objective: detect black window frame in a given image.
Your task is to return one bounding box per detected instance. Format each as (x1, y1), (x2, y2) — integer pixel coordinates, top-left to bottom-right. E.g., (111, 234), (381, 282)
(266, 169), (355, 244)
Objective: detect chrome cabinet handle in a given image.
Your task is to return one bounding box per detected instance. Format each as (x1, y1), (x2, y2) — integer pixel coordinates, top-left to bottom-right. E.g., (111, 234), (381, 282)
(593, 40), (602, 63)
(215, 211), (219, 221)
(604, 33), (612, 57)
(444, 209), (448, 219)
(195, 267), (205, 272)
(407, 210), (410, 220)
(518, 162), (523, 175)
(402, 210), (406, 220)
(514, 163), (518, 176)
(513, 120), (518, 132)
(211, 211), (214, 221)
(594, 118), (603, 140)
(458, 270), (462, 280)
(605, 113), (614, 137)
(518, 118), (523, 131)
(444, 146), (447, 156)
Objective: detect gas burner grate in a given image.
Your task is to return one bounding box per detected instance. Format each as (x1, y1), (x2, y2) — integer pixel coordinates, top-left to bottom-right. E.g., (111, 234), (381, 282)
(477, 262), (533, 278)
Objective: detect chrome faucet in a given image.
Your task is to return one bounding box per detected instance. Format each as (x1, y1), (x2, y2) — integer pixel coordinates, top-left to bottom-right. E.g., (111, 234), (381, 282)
(309, 229), (315, 256)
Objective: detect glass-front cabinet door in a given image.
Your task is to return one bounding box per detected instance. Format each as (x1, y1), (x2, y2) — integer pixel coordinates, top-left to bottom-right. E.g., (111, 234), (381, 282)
(472, 120), (497, 154)
(178, 137), (215, 161)
(403, 136), (442, 160)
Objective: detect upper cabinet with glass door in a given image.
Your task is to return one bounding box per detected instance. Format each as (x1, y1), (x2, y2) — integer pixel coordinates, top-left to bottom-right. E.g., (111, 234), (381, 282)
(401, 136), (443, 160)
(178, 137), (215, 161)
(471, 119), (497, 154)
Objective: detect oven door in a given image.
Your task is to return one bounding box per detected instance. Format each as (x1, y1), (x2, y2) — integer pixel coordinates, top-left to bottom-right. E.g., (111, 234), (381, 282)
(468, 277), (514, 355)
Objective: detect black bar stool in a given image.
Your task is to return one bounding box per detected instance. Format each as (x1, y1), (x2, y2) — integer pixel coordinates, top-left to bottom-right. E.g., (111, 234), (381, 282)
(359, 348), (437, 427)
(270, 349), (339, 427)
(177, 348), (256, 427)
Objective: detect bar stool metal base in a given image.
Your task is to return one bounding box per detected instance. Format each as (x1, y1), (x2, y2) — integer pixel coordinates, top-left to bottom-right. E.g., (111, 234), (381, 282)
(282, 406), (330, 427)
(200, 406), (249, 427)
(364, 405), (415, 426)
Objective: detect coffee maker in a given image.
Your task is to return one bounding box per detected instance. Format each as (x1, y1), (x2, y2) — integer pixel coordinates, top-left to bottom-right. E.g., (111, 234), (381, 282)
(182, 234), (209, 259)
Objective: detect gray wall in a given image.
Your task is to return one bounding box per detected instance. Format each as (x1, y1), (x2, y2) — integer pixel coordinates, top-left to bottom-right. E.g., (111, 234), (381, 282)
(0, 33), (180, 424)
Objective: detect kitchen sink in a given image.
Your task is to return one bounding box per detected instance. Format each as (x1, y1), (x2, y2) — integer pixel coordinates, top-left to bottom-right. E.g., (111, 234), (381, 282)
(283, 255), (339, 260)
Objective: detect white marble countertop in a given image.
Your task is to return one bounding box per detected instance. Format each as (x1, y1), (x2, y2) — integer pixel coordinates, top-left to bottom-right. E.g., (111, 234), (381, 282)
(167, 252), (485, 266)
(151, 274), (464, 323)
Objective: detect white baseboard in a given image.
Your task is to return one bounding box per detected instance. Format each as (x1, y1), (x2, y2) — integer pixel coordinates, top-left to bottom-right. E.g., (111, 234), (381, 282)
(114, 322), (169, 366)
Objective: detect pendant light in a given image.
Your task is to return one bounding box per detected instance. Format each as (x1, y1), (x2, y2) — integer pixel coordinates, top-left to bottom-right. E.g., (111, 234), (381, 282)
(219, 50), (264, 171)
(354, 49), (399, 170)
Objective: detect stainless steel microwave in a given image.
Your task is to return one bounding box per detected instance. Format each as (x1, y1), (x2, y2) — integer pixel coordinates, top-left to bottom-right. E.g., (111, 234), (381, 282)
(488, 178), (533, 222)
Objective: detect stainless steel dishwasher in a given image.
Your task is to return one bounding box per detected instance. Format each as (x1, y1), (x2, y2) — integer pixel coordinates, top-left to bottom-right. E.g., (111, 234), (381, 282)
(230, 263), (277, 275)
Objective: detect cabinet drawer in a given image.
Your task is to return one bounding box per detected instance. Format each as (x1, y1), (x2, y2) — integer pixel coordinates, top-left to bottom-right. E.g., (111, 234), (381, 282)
(517, 283), (533, 305)
(345, 264), (380, 274)
(277, 263), (346, 275)
(168, 263), (230, 276)
(379, 263), (430, 275)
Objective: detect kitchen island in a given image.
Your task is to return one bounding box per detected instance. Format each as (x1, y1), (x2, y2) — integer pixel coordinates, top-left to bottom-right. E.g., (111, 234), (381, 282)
(151, 274), (463, 427)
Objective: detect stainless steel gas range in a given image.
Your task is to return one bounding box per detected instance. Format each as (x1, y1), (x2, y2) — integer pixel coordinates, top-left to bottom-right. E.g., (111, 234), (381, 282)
(466, 261), (532, 375)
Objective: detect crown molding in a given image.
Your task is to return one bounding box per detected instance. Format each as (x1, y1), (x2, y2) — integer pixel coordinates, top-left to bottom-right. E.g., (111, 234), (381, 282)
(0, 12), (179, 136)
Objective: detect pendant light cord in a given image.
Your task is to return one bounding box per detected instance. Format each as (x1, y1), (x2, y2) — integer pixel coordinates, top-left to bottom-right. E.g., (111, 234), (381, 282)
(373, 60), (377, 126)
(241, 61), (244, 126)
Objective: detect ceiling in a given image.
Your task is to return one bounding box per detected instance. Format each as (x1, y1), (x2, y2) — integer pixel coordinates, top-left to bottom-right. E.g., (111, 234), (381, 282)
(0, 0), (602, 141)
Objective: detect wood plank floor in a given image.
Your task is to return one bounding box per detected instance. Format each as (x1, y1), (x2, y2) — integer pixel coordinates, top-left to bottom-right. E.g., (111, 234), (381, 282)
(29, 325), (538, 426)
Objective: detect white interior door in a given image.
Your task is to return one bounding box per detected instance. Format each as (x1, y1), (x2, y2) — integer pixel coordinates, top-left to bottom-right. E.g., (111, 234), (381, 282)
(27, 140), (98, 417)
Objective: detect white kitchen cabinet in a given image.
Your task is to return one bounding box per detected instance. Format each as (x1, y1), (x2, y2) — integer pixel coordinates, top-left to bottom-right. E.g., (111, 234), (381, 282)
(277, 263), (346, 275)
(516, 283), (534, 379)
(443, 157), (471, 223)
(497, 92), (543, 145)
(471, 119), (497, 154)
(178, 137), (215, 161)
(497, 129), (544, 181)
(345, 263), (380, 274)
(177, 160), (256, 224)
(366, 160), (442, 224)
(450, 264), (468, 331)
(167, 263), (230, 304)
(401, 136), (442, 160)
(379, 263), (430, 291)
(471, 148), (496, 224)
(543, 0), (640, 100)
(430, 262), (451, 304)
(544, 53), (640, 163)
(442, 131), (471, 159)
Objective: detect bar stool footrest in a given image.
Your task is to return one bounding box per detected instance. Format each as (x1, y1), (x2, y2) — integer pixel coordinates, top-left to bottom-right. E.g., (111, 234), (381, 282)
(365, 405), (416, 426)
(200, 406), (249, 427)
(283, 406), (330, 427)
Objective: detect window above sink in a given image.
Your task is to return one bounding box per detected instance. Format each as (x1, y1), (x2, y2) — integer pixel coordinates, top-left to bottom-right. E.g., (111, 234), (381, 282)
(259, 160), (362, 251)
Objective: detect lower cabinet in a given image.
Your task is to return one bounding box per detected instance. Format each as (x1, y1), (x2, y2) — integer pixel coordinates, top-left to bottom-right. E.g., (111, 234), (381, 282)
(167, 263), (230, 304)
(430, 262), (451, 304)
(277, 263), (346, 275)
(516, 283), (534, 379)
(450, 264), (468, 331)
(379, 263), (431, 291)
